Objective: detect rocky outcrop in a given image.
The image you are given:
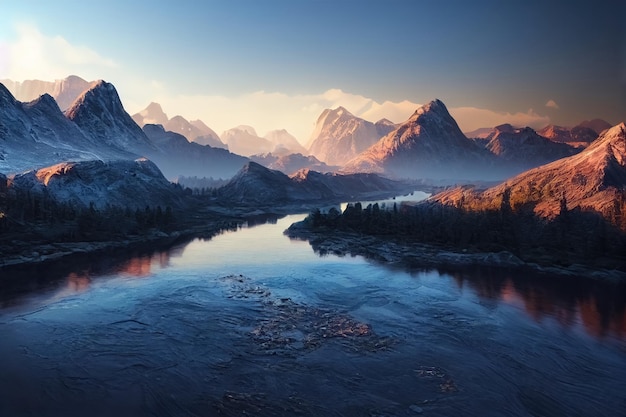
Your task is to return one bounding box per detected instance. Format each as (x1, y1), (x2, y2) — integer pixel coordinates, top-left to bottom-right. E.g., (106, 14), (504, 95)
(9, 158), (186, 210)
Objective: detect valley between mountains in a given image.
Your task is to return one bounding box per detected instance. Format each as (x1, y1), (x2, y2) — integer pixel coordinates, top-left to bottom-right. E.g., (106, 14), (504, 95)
(0, 76), (624, 276)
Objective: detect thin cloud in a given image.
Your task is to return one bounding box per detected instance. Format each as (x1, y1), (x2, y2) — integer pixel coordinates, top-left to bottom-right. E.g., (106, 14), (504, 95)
(2, 23), (117, 81)
(1, 23), (551, 144)
(450, 106), (550, 132)
(545, 99), (559, 109)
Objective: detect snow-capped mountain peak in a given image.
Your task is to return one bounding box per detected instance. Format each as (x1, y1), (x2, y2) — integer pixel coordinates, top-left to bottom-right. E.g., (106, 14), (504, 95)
(65, 80), (155, 154)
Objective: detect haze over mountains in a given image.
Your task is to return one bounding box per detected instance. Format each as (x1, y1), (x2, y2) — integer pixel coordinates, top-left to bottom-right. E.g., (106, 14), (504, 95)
(342, 99), (501, 180)
(131, 102), (226, 149)
(433, 123), (626, 219)
(0, 75), (94, 111)
(306, 106), (396, 166)
(0, 79), (249, 179)
(476, 124), (579, 171)
(1, 75), (624, 224)
(217, 161), (404, 206)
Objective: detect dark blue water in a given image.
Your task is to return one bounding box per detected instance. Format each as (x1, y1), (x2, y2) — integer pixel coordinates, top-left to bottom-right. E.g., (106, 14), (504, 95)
(1, 213), (625, 416)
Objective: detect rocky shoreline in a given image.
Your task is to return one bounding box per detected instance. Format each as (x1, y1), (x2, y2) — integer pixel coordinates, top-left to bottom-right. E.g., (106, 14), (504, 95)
(285, 221), (626, 281)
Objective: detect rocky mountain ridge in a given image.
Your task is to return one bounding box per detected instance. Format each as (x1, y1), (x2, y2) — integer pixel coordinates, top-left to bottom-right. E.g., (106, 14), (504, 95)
(132, 102), (226, 149)
(342, 99), (499, 180)
(217, 161), (406, 206)
(432, 122), (626, 219)
(307, 106), (388, 166)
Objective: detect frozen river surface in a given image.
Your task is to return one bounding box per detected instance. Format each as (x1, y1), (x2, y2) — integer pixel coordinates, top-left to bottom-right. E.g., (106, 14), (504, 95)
(1, 212), (625, 416)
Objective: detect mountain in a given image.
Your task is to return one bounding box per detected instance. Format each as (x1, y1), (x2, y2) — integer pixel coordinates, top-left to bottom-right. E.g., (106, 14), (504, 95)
(464, 126), (502, 139)
(1, 79), (243, 180)
(132, 103), (226, 149)
(264, 129), (308, 155)
(482, 124), (579, 171)
(166, 115), (223, 146)
(131, 102), (169, 126)
(142, 124), (248, 179)
(9, 158), (186, 210)
(249, 153), (335, 175)
(217, 161), (405, 206)
(307, 107), (384, 166)
(65, 80), (156, 155)
(578, 119), (612, 135)
(343, 99), (499, 181)
(538, 124), (598, 147)
(0, 75), (94, 111)
(375, 118), (398, 137)
(0, 83), (124, 174)
(432, 122), (626, 219)
(189, 119), (226, 149)
(221, 125), (274, 156)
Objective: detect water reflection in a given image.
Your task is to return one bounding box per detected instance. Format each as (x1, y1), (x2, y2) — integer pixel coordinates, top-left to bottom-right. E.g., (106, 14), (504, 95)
(1, 215), (625, 342)
(447, 268), (626, 340)
(0, 242), (189, 311)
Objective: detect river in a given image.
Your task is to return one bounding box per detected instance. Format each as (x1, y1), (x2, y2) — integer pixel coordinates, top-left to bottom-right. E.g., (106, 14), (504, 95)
(1, 207), (625, 416)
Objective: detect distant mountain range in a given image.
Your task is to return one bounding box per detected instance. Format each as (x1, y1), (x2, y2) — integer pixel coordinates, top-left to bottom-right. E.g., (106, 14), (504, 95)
(9, 158), (186, 210)
(467, 119), (612, 150)
(306, 107), (395, 166)
(220, 125), (307, 156)
(342, 99), (501, 180)
(132, 102), (226, 149)
(432, 122), (626, 219)
(0, 75), (94, 111)
(2, 76), (624, 219)
(216, 161), (405, 206)
(0, 80), (249, 179)
(537, 124), (599, 147)
(250, 153), (335, 175)
(476, 124), (579, 171)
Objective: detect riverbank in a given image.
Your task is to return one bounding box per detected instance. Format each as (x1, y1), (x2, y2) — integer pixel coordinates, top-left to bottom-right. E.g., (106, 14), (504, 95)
(285, 221), (626, 281)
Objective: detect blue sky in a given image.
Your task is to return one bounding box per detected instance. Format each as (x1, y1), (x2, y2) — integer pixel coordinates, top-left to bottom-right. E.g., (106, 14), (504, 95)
(0, 0), (623, 141)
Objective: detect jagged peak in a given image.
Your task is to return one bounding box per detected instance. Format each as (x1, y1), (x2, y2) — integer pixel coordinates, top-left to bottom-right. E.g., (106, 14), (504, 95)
(375, 118), (395, 126)
(332, 105), (352, 116)
(317, 106), (355, 123)
(494, 123), (516, 133)
(143, 123), (167, 134)
(239, 160), (268, 173)
(169, 114), (189, 123)
(224, 125), (258, 137)
(408, 99), (450, 121)
(593, 122), (626, 148)
(65, 80), (125, 119)
(23, 93), (60, 112)
(64, 75), (88, 83)
(146, 101), (163, 111)
(0, 82), (17, 105)
(290, 168), (312, 181)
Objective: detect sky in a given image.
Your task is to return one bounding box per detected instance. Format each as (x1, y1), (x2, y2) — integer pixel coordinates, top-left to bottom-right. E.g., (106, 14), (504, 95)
(0, 0), (624, 142)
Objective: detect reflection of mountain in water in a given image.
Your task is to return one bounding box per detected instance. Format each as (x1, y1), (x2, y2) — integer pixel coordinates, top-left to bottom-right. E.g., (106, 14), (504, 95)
(0, 240), (191, 310)
(448, 269), (626, 339)
(2, 219), (625, 341)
